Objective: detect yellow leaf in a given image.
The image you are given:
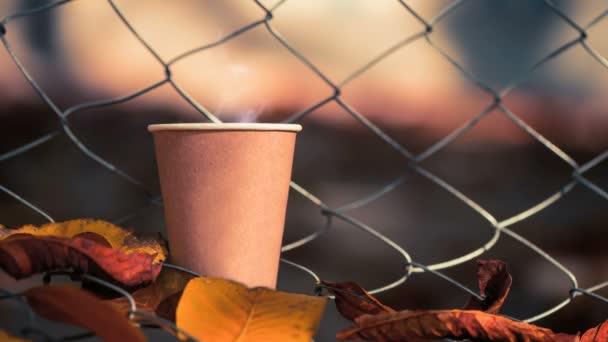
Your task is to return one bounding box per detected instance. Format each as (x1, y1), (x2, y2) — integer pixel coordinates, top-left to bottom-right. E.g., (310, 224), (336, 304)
(176, 278), (327, 342)
(0, 219), (166, 263)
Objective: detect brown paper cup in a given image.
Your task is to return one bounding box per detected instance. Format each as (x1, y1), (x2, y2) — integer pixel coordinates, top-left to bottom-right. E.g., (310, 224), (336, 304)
(148, 123), (300, 289)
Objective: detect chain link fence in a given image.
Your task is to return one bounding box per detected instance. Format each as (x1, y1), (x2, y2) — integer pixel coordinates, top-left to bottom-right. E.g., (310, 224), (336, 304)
(0, 0), (607, 340)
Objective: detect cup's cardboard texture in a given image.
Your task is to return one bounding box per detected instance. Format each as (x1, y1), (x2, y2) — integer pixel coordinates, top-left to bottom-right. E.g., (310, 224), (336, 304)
(149, 123), (301, 288)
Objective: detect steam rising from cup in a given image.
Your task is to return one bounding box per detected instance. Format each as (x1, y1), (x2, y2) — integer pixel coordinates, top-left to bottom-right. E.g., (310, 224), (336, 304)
(215, 63), (265, 123)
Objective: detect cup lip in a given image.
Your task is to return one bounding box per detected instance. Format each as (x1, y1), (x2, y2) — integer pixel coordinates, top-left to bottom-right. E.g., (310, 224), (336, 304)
(148, 123), (302, 133)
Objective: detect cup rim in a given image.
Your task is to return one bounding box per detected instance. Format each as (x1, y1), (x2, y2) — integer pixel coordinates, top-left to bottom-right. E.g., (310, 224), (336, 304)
(148, 123), (302, 133)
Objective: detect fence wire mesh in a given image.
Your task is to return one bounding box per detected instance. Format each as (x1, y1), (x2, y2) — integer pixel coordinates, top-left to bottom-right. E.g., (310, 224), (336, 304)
(0, 0), (607, 340)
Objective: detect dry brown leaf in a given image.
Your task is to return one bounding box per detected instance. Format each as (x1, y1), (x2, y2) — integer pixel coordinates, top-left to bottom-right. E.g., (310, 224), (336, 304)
(580, 320), (608, 342)
(464, 259), (512, 314)
(0, 235), (161, 287)
(24, 285), (145, 342)
(0, 219), (166, 263)
(325, 259), (513, 326)
(337, 309), (578, 342)
(109, 267), (194, 318)
(321, 280), (395, 321)
(324, 260), (600, 342)
(176, 277), (327, 342)
(0, 219), (165, 287)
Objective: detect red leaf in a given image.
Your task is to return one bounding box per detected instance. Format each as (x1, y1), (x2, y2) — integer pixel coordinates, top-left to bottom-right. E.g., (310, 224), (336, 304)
(580, 320), (608, 342)
(464, 259), (512, 314)
(0, 235), (161, 287)
(24, 285), (145, 342)
(321, 280), (395, 321)
(0, 220), (167, 263)
(337, 309), (578, 342)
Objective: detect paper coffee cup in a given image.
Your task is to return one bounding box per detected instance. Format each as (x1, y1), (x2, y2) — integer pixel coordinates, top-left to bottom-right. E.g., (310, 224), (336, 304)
(149, 123), (301, 288)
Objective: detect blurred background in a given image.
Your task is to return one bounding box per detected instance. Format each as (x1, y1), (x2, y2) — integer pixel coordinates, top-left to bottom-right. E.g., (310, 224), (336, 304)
(0, 0), (607, 340)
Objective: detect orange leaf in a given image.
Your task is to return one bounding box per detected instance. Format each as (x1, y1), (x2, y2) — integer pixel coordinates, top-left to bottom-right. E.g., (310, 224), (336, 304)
(321, 280), (395, 321)
(23, 285), (145, 342)
(109, 267), (194, 318)
(580, 320), (608, 342)
(176, 277), (327, 342)
(337, 309), (578, 342)
(0, 220), (165, 287)
(464, 259), (512, 314)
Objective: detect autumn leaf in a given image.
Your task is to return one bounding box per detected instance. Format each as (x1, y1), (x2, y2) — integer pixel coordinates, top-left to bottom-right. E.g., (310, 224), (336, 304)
(320, 280), (395, 321)
(23, 285), (145, 342)
(176, 277), (327, 342)
(325, 259), (513, 326)
(0, 220), (165, 287)
(580, 320), (608, 342)
(110, 267), (194, 319)
(0, 219), (166, 263)
(0, 235), (161, 287)
(464, 259), (512, 314)
(325, 260), (586, 342)
(337, 309), (578, 342)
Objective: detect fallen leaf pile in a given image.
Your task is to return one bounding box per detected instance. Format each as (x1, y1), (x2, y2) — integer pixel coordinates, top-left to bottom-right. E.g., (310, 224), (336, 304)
(18, 277), (327, 342)
(0, 220), (604, 341)
(112, 270), (328, 341)
(0, 219), (327, 341)
(113, 269), (328, 341)
(323, 260), (607, 342)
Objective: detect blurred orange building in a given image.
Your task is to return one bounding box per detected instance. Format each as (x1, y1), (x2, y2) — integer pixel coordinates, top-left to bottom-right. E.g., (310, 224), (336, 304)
(0, 0), (607, 150)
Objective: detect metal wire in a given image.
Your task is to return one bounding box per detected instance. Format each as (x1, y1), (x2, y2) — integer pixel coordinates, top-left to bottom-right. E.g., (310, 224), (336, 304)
(0, 0), (607, 340)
